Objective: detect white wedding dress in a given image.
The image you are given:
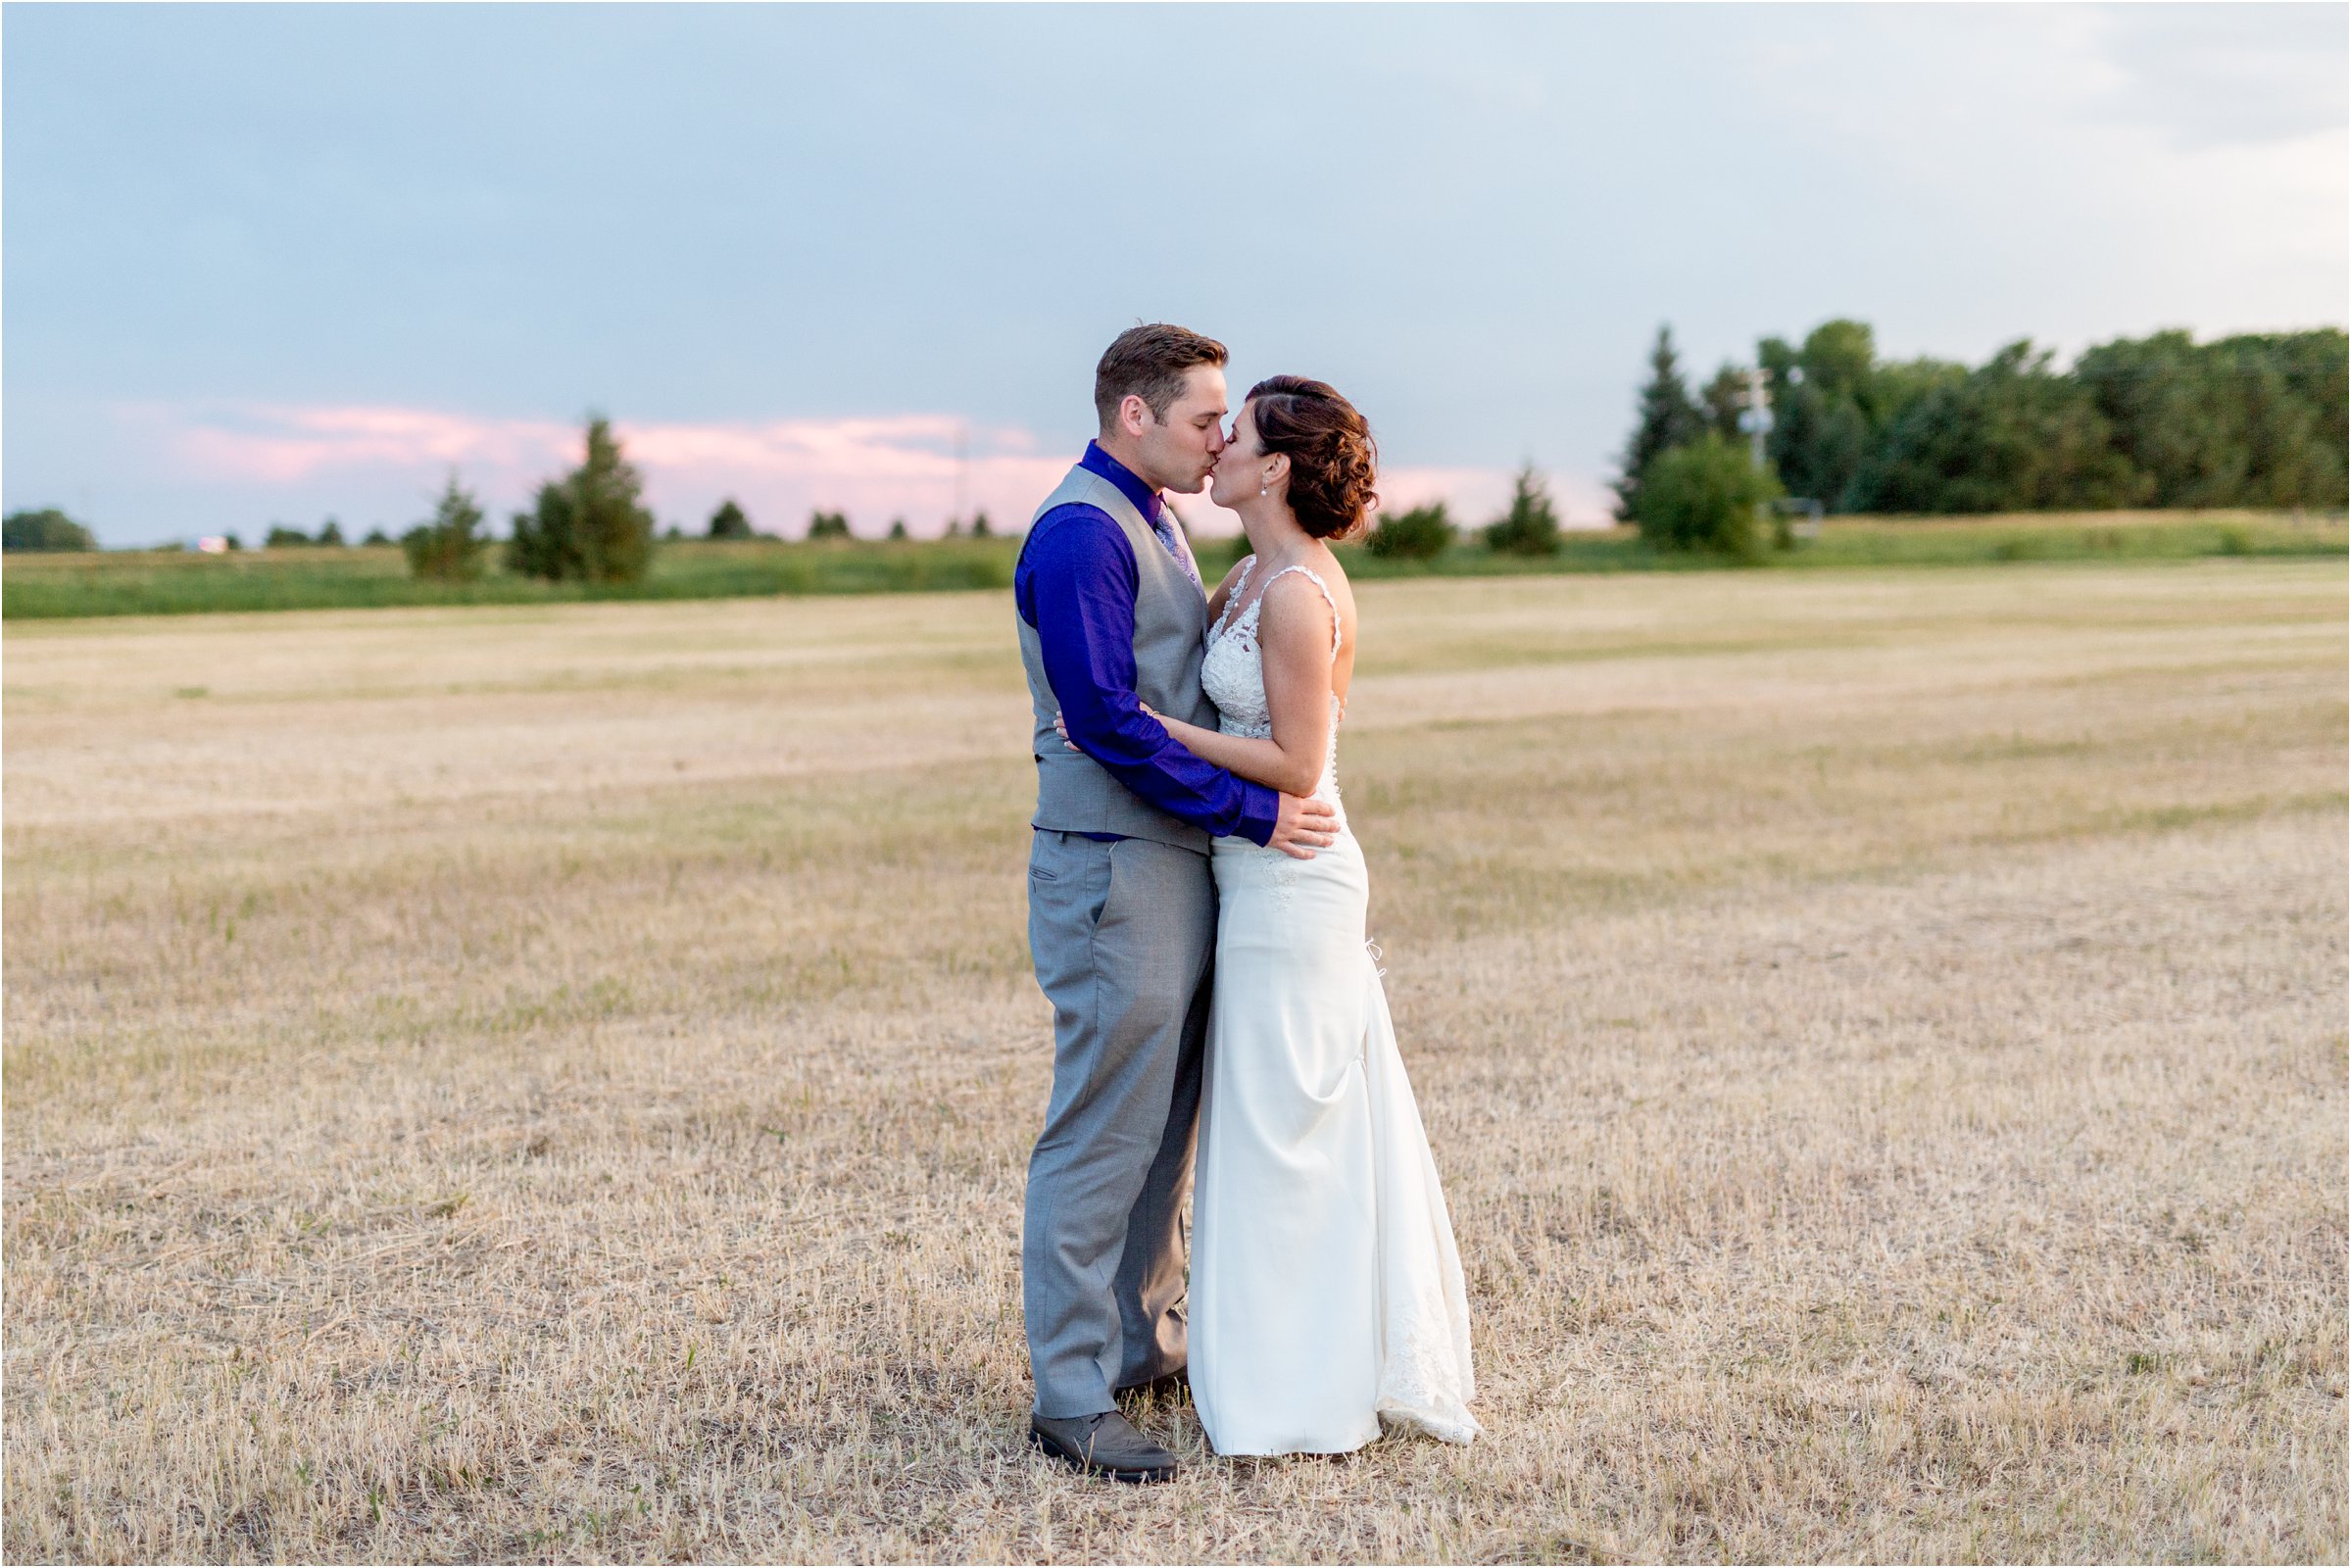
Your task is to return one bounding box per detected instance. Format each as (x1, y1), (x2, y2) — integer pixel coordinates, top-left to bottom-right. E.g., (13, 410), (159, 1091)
(1188, 558), (1481, 1455)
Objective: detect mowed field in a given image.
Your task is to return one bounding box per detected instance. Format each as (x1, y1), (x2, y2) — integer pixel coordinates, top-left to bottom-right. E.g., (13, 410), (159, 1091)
(4, 560), (2344, 1563)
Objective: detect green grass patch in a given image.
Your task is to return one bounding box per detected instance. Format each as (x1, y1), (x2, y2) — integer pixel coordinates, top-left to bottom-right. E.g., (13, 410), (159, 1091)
(1, 538), (1024, 619)
(6, 512), (2341, 620)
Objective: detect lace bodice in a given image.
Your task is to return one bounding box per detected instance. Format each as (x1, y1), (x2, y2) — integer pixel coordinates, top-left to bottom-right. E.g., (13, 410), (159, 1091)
(1200, 556), (1345, 812)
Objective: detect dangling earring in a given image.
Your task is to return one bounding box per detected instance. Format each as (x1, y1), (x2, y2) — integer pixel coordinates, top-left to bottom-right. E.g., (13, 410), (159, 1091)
(1259, 484), (1268, 497)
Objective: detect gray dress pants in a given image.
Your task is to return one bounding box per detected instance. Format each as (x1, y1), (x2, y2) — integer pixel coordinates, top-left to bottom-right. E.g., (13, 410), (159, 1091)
(1022, 829), (1215, 1419)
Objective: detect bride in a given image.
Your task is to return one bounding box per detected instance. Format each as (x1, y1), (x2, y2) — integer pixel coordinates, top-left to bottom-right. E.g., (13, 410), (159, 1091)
(1132, 376), (1479, 1455)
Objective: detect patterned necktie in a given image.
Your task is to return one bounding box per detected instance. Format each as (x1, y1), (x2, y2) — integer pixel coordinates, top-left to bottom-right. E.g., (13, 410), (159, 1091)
(1149, 507), (1204, 596)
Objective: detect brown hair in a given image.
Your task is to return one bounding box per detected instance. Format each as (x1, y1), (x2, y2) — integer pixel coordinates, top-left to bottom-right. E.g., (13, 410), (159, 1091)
(1094, 323), (1228, 430)
(1247, 375), (1379, 540)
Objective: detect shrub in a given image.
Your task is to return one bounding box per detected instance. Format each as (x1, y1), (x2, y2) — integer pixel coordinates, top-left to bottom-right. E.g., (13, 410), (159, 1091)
(1365, 501), (1454, 561)
(362, 527), (392, 547)
(709, 499), (753, 539)
(507, 416), (658, 582)
(808, 510), (852, 540)
(3, 509), (95, 552)
(1636, 434), (1787, 559)
(404, 475), (492, 581)
(1483, 466), (1561, 556)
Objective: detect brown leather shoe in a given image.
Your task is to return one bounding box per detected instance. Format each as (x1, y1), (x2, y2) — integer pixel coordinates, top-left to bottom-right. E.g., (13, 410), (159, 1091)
(1028, 1409), (1179, 1483)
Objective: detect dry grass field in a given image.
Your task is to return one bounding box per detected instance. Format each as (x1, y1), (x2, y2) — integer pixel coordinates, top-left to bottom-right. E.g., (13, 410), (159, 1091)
(5, 560), (2345, 1563)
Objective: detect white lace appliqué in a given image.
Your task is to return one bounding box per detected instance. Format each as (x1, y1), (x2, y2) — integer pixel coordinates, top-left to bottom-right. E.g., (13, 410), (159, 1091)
(1202, 558), (1347, 908)
(1202, 556), (1345, 791)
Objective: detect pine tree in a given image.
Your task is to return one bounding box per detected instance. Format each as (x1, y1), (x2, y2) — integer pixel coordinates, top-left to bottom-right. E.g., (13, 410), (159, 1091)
(1613, 325), (1705, 521)
(1482, 466), (1562, 556)
(403, 474), (490, 581)
(507, 416), (657, 582)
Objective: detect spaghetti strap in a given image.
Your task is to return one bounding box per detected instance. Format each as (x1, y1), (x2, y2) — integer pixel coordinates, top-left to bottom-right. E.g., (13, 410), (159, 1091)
(1260, 564), (1344, 657)
(1212, 555), (1259, 640)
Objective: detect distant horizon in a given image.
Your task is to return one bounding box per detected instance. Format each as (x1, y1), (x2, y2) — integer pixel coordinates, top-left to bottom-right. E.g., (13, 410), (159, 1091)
(7, 4), (2342, 548)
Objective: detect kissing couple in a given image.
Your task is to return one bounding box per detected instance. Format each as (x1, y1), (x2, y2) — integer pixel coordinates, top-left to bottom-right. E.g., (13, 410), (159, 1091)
(1013, 323), (1479, 1481)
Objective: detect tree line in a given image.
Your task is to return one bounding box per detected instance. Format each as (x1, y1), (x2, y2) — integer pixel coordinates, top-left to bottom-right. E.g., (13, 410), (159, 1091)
(14, 328), (2339, 567)
(1616, 320), (2349, 531)
(400, 419), (1005, 582)
(4, 416), (999, 578)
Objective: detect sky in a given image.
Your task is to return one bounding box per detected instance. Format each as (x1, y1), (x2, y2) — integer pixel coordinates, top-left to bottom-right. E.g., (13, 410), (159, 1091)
(5, 2), (2344, 547)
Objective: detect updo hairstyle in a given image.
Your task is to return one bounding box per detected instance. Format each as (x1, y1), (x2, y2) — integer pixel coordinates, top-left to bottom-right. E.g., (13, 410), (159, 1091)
(1247, 375), (1379, 540)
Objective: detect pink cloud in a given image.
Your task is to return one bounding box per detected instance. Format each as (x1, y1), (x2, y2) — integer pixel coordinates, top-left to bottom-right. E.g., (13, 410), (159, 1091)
(131, 400), (1612, 539)
(143, 402), (1068, 537)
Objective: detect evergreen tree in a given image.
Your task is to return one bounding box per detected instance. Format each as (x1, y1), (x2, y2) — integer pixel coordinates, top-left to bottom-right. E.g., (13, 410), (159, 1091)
(507, 416), (658, 582)
(970, 511), (993, 538)
(709, 498), (753, 539)
(887, 518), (908, 541)
(318, 517), (346, 547)
(1613, 325), (1705, 521)
(403, 474), (491, 581)
(1484, 466), (1563, 555)
(807, 510), (852, 539)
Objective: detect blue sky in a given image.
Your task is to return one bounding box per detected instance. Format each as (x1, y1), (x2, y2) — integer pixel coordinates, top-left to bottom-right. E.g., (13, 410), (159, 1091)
(5, 2), (2344, 546)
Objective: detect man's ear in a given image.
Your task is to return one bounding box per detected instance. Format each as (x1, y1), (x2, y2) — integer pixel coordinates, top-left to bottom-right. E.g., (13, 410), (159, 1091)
(1118, 393), (1154, 436)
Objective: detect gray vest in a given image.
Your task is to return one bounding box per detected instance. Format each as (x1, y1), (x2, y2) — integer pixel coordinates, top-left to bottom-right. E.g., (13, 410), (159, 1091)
(1016, 464), (1219, 854)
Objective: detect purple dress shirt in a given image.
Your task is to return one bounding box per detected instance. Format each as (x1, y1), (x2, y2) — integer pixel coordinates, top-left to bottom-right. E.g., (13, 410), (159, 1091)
(1014, 443), (1278, 848)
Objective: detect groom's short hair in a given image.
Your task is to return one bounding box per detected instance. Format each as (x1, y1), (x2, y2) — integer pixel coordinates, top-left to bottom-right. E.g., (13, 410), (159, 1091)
(1095, 324), (1228, 430)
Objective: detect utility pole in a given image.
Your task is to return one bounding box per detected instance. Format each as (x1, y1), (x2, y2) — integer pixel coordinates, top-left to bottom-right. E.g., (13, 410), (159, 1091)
(955, 421), (970, 532)
(1739, 366), (1773, 469)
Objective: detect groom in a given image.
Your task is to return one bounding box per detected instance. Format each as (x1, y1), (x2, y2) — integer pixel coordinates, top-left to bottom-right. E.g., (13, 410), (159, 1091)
(1012, 323), (1340, 1482)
